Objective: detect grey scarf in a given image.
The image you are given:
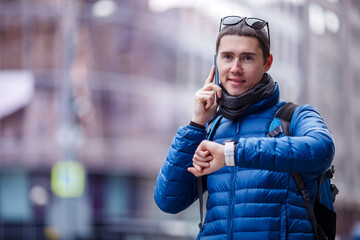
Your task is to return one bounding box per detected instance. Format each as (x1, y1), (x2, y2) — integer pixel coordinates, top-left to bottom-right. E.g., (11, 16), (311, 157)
(218, 73), (276, 120)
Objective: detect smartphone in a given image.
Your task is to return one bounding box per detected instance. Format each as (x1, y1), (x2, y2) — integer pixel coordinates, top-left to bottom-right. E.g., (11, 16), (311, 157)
(214, 54), (220, 85)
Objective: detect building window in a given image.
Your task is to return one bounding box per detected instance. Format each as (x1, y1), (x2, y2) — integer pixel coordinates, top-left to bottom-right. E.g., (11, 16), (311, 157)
(104, 175), (130, 218)
(0, 170), (32, 222)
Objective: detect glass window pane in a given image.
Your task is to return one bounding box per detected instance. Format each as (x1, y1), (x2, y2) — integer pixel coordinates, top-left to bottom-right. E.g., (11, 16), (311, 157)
(0, 171), (32, 222)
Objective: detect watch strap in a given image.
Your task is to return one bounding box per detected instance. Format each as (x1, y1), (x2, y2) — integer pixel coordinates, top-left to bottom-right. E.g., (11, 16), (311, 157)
(224, 141), (235, 167)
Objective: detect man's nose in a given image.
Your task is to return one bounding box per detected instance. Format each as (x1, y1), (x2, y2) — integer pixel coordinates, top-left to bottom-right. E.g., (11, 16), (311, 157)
(230, 58), (242, 73)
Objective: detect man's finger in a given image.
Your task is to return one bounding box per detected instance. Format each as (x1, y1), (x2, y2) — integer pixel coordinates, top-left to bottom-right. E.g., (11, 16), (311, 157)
(195, 91), (216, 103)
(204, 66), (215, 86)
(201, 83), (222, 99)
(193, 159), (210, 168)
(194, 149), (210, 158)
(193, 162), (203, 172)
(199, 140), (211, 150)
(187, 167), (204, 177)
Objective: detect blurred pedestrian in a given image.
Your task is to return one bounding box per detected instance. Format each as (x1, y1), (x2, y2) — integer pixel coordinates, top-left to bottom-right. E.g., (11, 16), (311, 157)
(154, 16), (335, 240)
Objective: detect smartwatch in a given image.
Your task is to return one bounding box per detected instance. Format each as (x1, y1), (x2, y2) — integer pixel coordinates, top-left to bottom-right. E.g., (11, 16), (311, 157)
(223, 140), (237, 167)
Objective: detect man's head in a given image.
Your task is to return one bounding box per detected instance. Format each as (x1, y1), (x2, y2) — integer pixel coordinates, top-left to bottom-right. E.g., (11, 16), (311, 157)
(216, 17), (270, 62)
(215, 17), (273, 96)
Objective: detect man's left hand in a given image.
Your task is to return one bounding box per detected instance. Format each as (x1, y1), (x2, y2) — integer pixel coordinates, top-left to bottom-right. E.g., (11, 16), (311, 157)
(188, 140), (226, 177)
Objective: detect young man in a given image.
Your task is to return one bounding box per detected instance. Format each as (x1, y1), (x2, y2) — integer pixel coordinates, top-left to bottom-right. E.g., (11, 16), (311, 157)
(154, 16), (335, 240)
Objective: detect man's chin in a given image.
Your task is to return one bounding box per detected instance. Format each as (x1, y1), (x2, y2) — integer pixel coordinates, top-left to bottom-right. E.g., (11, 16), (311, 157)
(223, 84), (247, 96)
(227, 89), (246, 97)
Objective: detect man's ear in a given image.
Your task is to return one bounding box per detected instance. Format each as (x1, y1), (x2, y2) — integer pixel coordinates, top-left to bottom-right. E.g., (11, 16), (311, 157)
(264, 54), (273, 71)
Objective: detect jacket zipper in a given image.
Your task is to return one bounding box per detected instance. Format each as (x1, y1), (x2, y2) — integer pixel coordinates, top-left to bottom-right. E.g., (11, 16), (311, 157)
(229, 121), (241, 239)
(228, 164), (237, 240)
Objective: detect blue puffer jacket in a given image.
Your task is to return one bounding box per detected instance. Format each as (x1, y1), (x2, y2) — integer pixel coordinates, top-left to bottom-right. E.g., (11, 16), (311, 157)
(154, 85), (335, 240)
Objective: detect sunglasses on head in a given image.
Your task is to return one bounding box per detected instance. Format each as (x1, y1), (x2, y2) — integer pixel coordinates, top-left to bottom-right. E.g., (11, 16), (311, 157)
(219, 16), (270, 47)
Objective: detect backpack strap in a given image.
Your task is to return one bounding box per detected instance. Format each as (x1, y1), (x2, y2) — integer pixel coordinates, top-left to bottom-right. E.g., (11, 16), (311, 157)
(197, 114), (223, 231)
(267, 102), (298, 137)
(269, 102), (325, 240)
(317, 165), (338, 203)
(292, 172), (321, 240)
(274, 102), (299, 136)
(206, 115), (223, 141)
(196, 177), (204, 231)
(319, 165), (334, 188)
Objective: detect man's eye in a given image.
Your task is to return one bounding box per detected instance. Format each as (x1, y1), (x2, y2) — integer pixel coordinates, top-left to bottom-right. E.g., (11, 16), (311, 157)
(241, 56), (253, 62)
(224, 55), (232, 60)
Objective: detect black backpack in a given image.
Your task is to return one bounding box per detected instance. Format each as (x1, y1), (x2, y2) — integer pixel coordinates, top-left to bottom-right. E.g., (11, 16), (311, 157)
(267, 102), (338, 240)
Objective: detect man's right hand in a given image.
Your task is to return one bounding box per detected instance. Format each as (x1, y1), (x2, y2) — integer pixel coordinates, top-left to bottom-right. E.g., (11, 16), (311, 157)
(191, 66), (222, 126)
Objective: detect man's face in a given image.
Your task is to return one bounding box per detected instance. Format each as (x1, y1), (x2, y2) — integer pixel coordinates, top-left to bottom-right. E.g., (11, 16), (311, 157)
(216, 35), (272, 96)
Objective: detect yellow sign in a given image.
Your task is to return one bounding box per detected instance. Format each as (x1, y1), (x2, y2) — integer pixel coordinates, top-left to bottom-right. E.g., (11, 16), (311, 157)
(51, 161), (85, 198)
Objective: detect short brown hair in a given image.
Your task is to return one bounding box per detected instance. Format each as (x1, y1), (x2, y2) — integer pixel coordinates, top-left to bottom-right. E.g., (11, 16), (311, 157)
(215, 21), (270, 62)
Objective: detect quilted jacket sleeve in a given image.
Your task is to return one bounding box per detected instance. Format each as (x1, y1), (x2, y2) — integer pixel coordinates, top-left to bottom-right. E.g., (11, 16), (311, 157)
(154, 125), (206, 214)
(235, 104), (335, 175)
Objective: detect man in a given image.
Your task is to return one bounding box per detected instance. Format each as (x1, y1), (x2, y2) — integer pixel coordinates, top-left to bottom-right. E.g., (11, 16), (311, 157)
(154, 16), (335, 240)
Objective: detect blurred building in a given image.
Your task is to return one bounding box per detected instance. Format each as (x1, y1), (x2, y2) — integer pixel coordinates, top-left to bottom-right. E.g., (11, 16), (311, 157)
(265, 0), (360, 238)
(0, 0), (359, 239)
(302, 1), (360, 237)
(0, 0), (213, 239)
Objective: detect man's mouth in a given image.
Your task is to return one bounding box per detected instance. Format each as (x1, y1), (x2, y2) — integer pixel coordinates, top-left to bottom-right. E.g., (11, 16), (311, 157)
(229, 78), (246, 83)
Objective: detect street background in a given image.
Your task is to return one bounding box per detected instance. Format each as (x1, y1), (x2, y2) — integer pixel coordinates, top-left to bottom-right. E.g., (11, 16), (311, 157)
(0, 0), (359, 239)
